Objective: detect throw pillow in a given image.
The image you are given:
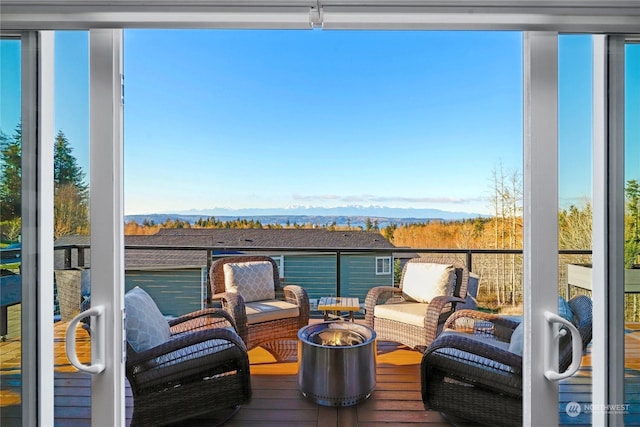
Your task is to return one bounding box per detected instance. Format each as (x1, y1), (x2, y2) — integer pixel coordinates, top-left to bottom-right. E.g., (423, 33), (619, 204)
(224, 260), (275, 303)
(558, 296), (575, 323)
(401, 262), (455, 303)
(508, 322), (524, 355)
(125, 287), (170, 353)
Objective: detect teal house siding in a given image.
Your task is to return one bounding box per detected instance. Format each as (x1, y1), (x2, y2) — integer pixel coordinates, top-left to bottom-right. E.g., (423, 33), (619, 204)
(125, 268), (204, 317)
(56, 229), (396, 319)
(340, 254), (394, 301)
(279, 253), (394, 302)
(281, 255), (337, 302)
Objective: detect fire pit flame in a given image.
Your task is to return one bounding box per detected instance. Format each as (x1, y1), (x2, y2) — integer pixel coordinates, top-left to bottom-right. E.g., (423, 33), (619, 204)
(310, 330), (366, 346)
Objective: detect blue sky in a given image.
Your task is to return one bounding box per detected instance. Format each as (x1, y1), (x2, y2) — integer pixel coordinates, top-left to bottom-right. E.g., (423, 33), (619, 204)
(3, 30), (632, 216)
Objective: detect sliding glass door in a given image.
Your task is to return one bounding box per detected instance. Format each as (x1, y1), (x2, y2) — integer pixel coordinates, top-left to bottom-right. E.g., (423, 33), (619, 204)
(0, 34), (24, 426)
(0, 31), (55, 426)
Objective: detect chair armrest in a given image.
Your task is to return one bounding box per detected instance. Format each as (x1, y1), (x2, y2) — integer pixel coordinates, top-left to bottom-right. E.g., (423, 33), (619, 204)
(211, 291), (248, 343)
(422, 332), (523, 397)
(422, 295), (466, 343)
(365, 286), (403, 306)
(425, 331), (522, 370)
(283, 285), (310, 327)
(444, 309), (520, 342)
(127, 327), (247, 365)
(168, 308), (238, 335)
(127, 327), (248, 391)
(364, 286), (402, 326)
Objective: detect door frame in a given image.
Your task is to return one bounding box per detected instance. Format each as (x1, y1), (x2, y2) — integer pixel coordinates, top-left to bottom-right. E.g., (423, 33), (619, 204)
(3, 3), (640, 426)
(17, 30), (55, 426)
(592, 34), (626, 427)
(522, 31), (560, 427)
(88, 29), (126, 426)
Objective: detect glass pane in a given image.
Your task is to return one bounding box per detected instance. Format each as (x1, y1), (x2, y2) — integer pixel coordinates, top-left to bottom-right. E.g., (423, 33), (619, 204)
(0, 35), (22, 425)
(53, 30), (91, 424)
(558, 34), (593, 425)
(124, 29), (524, 302)
(625, 41), (640, 426)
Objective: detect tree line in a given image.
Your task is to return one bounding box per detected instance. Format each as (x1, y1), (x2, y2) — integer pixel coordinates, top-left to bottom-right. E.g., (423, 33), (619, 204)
(124, 215), (397, 237)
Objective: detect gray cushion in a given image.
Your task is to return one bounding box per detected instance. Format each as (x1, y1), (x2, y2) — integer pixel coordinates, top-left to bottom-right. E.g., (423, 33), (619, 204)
(508, 322), (524, 355)
(223, 261), (275, 302)
(125, 287), (170, 353)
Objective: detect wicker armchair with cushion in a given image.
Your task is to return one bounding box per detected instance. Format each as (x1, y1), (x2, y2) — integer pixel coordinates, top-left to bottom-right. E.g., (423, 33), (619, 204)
(421, 294), (593, 427)
(364, 257), (469, 351)
(125, 287), (252, 426)
(208, 255), (310, 361)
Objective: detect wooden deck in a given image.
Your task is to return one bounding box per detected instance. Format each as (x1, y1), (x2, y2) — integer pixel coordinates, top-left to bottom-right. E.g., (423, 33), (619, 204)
(2, 309), (640, 426)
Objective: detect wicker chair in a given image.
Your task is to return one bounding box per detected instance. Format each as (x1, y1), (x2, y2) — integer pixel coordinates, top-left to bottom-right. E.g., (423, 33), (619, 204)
(364, 257), (469, 351)
(125, 288), (252, 426)
(421, 295), (593, 427)
(208, 255), (310, 361)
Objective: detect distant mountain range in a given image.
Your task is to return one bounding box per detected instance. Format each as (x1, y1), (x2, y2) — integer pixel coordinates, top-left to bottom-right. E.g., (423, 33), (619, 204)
(125, 206), (488, 228)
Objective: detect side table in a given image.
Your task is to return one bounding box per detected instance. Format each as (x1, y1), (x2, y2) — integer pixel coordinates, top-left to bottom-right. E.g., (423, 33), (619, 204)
(317, 296), (360, 322)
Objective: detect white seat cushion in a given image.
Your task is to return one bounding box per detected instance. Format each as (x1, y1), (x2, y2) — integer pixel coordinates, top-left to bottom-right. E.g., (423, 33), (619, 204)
(246, 299), (300, 325)
(224, 261), (275, 302)
(401, 262), (455, 303)
(374, 301), (431, 328)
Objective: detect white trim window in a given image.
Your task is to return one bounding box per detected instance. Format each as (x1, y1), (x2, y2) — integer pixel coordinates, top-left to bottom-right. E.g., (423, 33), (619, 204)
(376, 257), (391, 276)
(271, 255), (284, 278)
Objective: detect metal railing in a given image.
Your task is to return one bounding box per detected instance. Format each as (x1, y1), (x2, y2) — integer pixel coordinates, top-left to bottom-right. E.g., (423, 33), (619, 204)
(54, 243), (592, 297)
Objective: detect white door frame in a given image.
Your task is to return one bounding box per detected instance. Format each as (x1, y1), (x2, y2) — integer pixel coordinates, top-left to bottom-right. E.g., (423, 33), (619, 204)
(522, 31), (560, 427)
(18, 30), (55, 426)
(592, 34), (626, 427)
(88, 29), (126, 426)
(4, 3), (640, 426)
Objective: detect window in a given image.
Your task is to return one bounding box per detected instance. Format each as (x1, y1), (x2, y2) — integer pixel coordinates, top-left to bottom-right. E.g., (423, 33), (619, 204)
(376, 257), (391, 275)
(271, 255), (284, 278)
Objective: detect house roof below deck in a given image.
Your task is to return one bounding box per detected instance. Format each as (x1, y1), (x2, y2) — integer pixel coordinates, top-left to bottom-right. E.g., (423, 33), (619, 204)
(55, 229), (395, 269)
(153, 228), (396, 250)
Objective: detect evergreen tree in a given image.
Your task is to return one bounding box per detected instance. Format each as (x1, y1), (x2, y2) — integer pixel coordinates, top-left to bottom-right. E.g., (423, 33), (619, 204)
(53, 130), (89, 238)
(54, 130), (88, 195)
(2, 126), (89, 238)
(383, 223), (397, 242)
(0, 124), (22, 220)
(365, 217), (373, 231)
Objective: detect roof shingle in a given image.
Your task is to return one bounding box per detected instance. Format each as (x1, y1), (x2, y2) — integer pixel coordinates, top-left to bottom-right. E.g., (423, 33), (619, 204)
(54, 228), (395, 269)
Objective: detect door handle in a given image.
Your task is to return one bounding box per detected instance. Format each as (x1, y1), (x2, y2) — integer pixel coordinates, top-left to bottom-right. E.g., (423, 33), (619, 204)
(543, 311), (582, 381)
(65, 305), (106, 374)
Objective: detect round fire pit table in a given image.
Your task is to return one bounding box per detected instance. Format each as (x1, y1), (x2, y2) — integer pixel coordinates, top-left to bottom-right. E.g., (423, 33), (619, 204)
(297, 322), (377, 407)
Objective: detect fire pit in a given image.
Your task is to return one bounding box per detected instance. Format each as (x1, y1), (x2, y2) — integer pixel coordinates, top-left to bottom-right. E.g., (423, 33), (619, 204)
(297, 322), (376, 406)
